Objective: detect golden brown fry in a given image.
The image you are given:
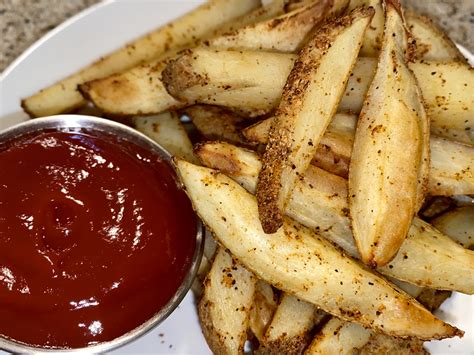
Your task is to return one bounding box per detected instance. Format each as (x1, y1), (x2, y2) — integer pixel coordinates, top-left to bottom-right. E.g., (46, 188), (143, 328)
(133, 111), (198, 164)
(162, 50), (472, 141)
(199, 247), (256, 355)
(350, 0), (466, 62)
(176, 159), (462, 339)
(209, 0), (349, 53)
(410, 61), (474, 145)
(432, 207), (474, 249)
(183, 105), (249, 146)
(82, 1), (339, 117)
(256, 7), (374, 232)
(305, 318), (372, 354)
(194, 142), (474, 293)
(348, 0), (429, 267)
(246, 115), (474, 195)
(249, 280), (278, 342)
(406, 11), (468, 63)
(258, 294), (326, 355)
(21, 0), (261, 117)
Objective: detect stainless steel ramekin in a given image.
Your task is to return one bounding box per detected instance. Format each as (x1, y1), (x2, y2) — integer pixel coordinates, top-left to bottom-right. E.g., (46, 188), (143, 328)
(0, 115), (204, 354)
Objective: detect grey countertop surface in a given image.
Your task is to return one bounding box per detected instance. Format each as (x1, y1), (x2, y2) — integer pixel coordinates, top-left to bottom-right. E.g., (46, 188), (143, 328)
(1, 0), (473, 72)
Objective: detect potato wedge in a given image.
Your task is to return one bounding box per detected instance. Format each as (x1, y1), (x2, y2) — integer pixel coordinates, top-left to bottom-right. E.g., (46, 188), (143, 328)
(306, 279), (436, 355)
(194, 142), (474, 293)
(256, 7), (374, 232)
(163, 50), (472, 141)
(209, 0), (349, 52)
(249, 280), (278, 342)
(183, 105), (249, 146)
(258, 294), (326, 355)
(406, 11), (468, 63)
(133, 112), (198, 164)
(348, 0), (429, 266)
(176, 159), (461, 339)
(82, 1), (339, 117)
(199, 247), (256, 355)
(410, 61), (474, 145)
(245, 116), (474, 195)
(21, 0), (261, 117)
(349, 0), (466, 62)
(429, 137), (474, 195)
(432, 207), (474, 249)
(305, 318), (372, 354)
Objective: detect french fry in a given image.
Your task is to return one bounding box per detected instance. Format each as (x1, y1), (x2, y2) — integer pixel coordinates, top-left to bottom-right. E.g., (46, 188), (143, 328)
(21, 0), (261, 117)
(305, 272), (447, 355)
(194, 142), (474, 293)
(163, 50), (473, 141)
(257, 294), (326, 355)
(249, 280), (278, 342)
(82, 1), (342, 117)
(133, 112), (198, 164)
(410, 61), (474, 145)
(209, 0), (349, 52)
(349, 0), (467, 62)
(305, 318), (372, 354)
(348, 0), (430, 266)
(176, 159), (462, 339)
(199, 247), (256, 355)
(428, 137), (474, 196)
(406, 11), (468, 63)
(247, 114), (474, 195)
(256, 7), (374, 232)
(432, 207), (474, 249)
(183, 105), (249, 146)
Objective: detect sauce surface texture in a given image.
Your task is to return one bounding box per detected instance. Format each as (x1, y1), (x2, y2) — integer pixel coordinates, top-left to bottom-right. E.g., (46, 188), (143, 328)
(0, 130), (196, 348)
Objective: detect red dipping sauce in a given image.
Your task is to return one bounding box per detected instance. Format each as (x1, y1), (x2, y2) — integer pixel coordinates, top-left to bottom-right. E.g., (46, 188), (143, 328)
(0, 129), (197, 349)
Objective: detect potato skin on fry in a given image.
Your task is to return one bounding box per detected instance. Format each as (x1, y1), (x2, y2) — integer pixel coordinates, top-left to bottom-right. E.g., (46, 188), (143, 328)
(257, 7), (374, 233)
(199, 248), (256, 355)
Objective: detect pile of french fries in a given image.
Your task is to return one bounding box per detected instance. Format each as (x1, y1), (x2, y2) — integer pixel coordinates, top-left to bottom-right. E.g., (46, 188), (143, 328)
(22, 0), (473, 353)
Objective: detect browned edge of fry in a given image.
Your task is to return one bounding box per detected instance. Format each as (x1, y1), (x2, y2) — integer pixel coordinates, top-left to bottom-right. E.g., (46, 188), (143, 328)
(406, 10), (468, 64)
(256, 6), (375, 234)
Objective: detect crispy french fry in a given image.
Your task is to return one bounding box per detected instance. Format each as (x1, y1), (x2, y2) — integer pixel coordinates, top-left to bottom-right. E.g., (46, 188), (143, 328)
(249, 280), (278, 342)
(349, 0), (467, 62)
(21, 0), (261, 117)
(257, 294), (326, 355)
(428, 137), (474, 195)
(82, 1), (340, 117)
(247, 114), (474, 195)
(306, 276), (444, 355)
(163, 50), (473, 141)
(406, 11), (468, 63)
(432, 207), (474, 249)
(194, 142), (474, 293)
(256, 7), (374, 232)
(176, 159), (462, 339)
(348, 0), (430, 266)
(183, 105), (249, 146)
(410, 61), (474, 144)
(199, 247), (256, 355)
(209, 0), (349, 52)
(305, 318), (372, 354)
(133, 112), (198, 164)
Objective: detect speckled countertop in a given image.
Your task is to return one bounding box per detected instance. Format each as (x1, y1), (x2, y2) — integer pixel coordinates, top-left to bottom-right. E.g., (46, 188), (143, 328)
(1, 0), (473, 72)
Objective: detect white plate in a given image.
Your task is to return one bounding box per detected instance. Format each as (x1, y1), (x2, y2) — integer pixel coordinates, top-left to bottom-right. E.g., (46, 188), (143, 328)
(0, 1), (472, 354)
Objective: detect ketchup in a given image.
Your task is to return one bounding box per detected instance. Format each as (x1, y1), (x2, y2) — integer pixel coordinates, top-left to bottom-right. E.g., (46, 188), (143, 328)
(0, 129), (197, 348)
